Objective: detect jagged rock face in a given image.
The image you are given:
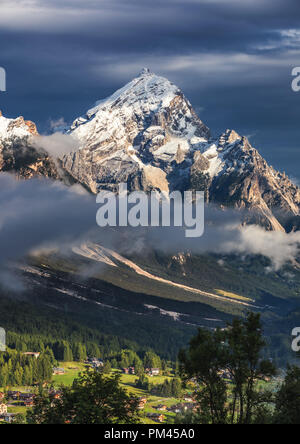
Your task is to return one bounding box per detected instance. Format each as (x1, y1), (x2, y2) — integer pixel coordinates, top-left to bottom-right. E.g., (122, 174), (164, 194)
(61, 71), (300, 231)
(0, 113), (59, 180)
(194, 130), (300, 231)
(1, 71), (297, 232)
(62, 68), (210, 193)
(168, 252), (192, 276)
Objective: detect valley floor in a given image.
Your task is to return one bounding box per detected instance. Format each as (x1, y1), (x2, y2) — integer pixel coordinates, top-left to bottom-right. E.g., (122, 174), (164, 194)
(0, 362), (197, 425)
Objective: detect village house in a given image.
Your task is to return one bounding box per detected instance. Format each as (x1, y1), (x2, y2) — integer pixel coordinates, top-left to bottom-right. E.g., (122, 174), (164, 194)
(91, 361), (103, 369)
(88, 357), (103, 365)
(147, 413), (165, 423)
(3, 413), (17, 423)
(49, 390), (62, 400)
(156, 404), (167, 411)
(7, 391), (21, 400)
(157, 414), (165, 423)
(122, 366), (135, 375)
(218, 369), (233, 381)
(169, 402), (196, 414)
(169, 403), (185, 414)
(53, 367), (65, 375)
(24, 399), (34, 407)
(168, 405), (181, 414)
(22, 352), (40, 359)
(20, 393), (34, 400)
(145, 368), (160, 376)
(138, 397), (147, 410)
(0, 403), (7, 415)
(87, 357), (104, 369)
(20, 393), (35, 405)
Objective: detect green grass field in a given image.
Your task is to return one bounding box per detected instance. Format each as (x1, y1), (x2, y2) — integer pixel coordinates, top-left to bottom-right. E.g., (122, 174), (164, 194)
(38, 364), (187, 424)
(215, 289), (252, 302)
(1, 362), (279, 424)
(110, 370), (192, 424)
(52, 361), (87, 387)
(7, 404), (27, 415)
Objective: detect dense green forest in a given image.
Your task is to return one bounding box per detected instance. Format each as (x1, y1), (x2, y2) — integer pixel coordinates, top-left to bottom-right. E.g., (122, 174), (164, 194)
(0, 250), (298, 377)
(23, 313), (300, 425)
(0, 349), (54, 387)
(0, 294), (167, 387)
(0, 295), (177, 359)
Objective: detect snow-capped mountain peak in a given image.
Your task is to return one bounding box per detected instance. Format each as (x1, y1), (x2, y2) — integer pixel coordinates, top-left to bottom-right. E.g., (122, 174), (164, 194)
(0, 111), (61, 180)
(63, 70), (210, 193)
(71, 69), (197, 133)
(1, 71), (299, 231)
(0, 111), (38, 140)
(139, 67), (152, 75)
(61, 70), (300, 230)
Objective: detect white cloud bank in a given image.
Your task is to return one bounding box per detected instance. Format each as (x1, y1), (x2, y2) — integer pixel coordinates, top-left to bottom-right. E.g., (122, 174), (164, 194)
(32, 133), (79, 158)
(0, 172), (299, 294)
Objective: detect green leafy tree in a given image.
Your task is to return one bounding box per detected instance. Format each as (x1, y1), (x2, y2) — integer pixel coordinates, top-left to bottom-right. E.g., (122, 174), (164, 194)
(14, 363), (23, 386)
(27, 370), (141, 424)
(111, 358), (118, 369)
(274, 365), (300, 424)
(0, 362), (9, 387)
(63, 343), (73, 362)
(174, 411), (200, 424)
(226, 313), (276, 424)
(171, 378), (182, 398)
(12, 414), (26, 424)
(86, 343), (101, 359)
(36, 353), (52, 383)
(143, 351), (161, 369)
(135, 373), (149, 390)
(102, 361), (112, 374)
(72, 343), (86, 362)
(179, 327), (228, 424)
(179, 313), (276, 424)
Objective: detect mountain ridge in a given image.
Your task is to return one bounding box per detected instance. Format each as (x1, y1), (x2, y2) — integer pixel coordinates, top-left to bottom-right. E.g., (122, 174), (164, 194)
(1, 70), (300, 232)
(0, 111), (59, 179)
(62, 68), (210, 193)
(62, 69), (300, 231)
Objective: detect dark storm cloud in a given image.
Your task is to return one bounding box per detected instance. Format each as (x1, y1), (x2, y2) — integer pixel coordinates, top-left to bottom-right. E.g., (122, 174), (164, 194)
(0, 174), (96, 264)
(0, 0), (300, 178)
(1, 172), (300, 292)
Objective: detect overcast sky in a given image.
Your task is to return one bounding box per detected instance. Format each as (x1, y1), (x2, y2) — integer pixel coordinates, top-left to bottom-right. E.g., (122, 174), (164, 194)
(0, 0), (300, 180)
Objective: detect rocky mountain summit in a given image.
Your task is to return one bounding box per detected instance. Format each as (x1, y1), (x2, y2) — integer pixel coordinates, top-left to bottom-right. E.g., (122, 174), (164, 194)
(1, 70), (300, 231)
(0, 111), (59, 179)
(61, 69), (300, 231)
(190, 129), (300, 230)
(62, 68), (210, 193)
